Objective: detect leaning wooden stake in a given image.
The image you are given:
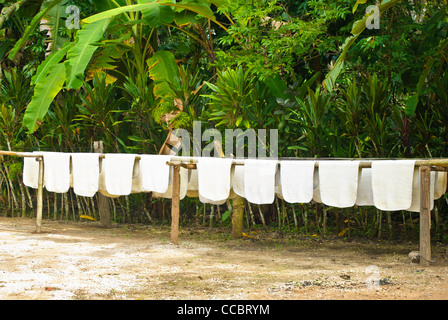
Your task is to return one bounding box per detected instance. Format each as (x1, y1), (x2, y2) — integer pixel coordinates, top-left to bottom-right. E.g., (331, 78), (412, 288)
(35, 157), (44, 233)
(419, 165), (431, 266)
(171, 164), (180, 245)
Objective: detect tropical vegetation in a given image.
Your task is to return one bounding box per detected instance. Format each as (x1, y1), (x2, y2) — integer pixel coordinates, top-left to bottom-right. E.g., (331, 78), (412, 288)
(1, 0), (448, 242)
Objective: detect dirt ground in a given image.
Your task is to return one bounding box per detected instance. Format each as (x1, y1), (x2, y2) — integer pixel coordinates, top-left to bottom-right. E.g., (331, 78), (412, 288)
(0, 217), (447, 300)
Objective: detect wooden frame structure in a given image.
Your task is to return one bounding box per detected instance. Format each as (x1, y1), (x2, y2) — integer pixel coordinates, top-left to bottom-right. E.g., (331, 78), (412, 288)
(1, 150), (448, 266)
(167, 156), (448, 266)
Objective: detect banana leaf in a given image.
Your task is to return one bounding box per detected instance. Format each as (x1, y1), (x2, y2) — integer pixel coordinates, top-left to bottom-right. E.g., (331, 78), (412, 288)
(92, 0), (127, 12)
(138, 0), (175, 27)
(65, 18), (111, 90)
(147, 50), (179, 100)
(82, 1), (215, 24)
(31, 41), (73, 86)
(23, 63), (66, 133)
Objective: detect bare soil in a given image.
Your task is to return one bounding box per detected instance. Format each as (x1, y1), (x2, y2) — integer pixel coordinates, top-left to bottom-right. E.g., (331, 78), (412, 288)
(0, 217), (447, 300)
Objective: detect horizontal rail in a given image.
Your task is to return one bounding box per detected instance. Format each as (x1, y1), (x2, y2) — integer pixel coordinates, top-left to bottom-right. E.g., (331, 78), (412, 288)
(3, 151), (448, 168)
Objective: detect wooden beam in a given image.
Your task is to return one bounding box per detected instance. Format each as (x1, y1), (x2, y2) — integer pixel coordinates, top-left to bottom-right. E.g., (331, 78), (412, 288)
(166, 161), (196, 170)
(170, 164), (180, 245)
(35, 158), (44, 233)
(167, 156), (448, 168)
(4, 151), (448, 168)
(94, 141), (112, 228)
(430, 166), (448, 172)
(419, 165), (432, 266)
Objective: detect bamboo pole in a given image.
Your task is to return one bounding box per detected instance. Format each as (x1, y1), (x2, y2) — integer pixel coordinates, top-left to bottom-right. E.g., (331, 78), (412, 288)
(167, 155), (448, 168)
(5, 150), (448, 168)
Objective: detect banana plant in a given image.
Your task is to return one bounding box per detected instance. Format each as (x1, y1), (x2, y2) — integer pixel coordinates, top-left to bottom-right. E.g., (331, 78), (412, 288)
(18, 0), (221, 133)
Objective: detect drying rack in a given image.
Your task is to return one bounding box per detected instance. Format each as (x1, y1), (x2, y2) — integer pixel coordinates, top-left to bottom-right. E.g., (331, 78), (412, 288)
(2, 150), (448, 266)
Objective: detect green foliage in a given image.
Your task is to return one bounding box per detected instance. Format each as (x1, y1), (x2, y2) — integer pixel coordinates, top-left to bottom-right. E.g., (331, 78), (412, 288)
(83, 0), (216, 24)
(31, 42), (72, 86)
(23, 62), (66, 133)
(138, 0), (175, 27)
(74, 72), (127, 151)
(323, 0), (402, 91)
(7, 0), (63, 61)
(147, 50), (179, 102)
(65, 18), (111, 89)
(205, 65), (256, 129)
(2, 0), (448, 239)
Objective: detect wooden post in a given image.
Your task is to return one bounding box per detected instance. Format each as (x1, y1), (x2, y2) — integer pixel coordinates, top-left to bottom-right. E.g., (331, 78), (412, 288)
(231, 195), (245, 239)
(419, 165), (431, 266)
(94, 141), (112, 228)
(171, 164), (180, 245)
(35, 157), (44, 233)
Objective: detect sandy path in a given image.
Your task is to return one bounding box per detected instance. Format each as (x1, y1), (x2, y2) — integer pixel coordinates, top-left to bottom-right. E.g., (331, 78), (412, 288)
(0, 217), (447, 300)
